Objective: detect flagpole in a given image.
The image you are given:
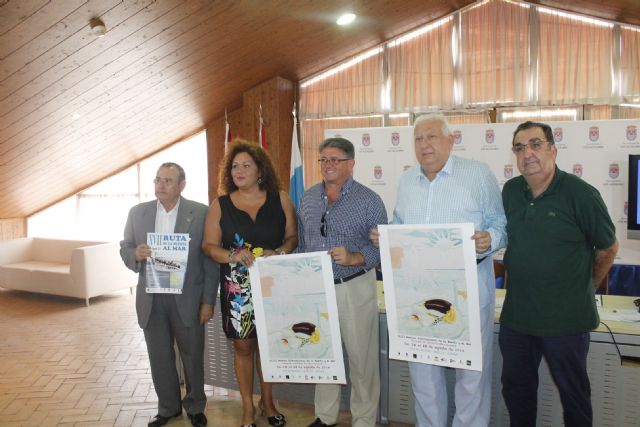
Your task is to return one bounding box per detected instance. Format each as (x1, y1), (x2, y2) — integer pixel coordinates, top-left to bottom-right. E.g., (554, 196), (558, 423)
(224, 108), (230, 153)
(259, 104), (267, 149)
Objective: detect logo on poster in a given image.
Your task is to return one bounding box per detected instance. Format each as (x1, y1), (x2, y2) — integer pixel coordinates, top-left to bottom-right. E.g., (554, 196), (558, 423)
(589, 126), (599, 142)
(485, 129), (495, 144)
(453, 130), (462, 145)
(553, 127), (563, 143)
(391, 132), (400, 146)
(362, 133), (370, 146)
(374, 165), (382, 179)
(609, 163), (619, 179)
(627, 125), (637, 142)
(504, 164), (513, 179)
(572, 164), (583, 178)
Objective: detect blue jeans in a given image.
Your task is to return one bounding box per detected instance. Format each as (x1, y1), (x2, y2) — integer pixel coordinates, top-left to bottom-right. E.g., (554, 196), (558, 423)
(498, 325), (592, 427)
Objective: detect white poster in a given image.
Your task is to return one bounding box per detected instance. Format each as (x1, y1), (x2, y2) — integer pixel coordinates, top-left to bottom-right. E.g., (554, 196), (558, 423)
(145, 232), (189, 294)
(249, 252), (346, 384)
(379, 223), (483, 370)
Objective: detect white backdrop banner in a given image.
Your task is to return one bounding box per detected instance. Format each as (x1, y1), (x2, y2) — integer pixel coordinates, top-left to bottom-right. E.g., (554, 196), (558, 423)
(325, 119), (640, 265)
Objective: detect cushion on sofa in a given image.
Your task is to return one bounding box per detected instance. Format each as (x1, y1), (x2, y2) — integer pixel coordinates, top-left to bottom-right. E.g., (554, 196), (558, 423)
(30, 238), (101, 264)
(1, 261), (70, 274)
(0, 262), (74, 297)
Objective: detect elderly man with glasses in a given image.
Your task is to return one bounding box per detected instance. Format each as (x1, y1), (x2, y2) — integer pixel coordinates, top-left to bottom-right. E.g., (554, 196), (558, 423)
(120, 163), (219, 427)
(499, 121), (619, 427)
(297, 137), (387, 427)
(369, 114), (507, 427)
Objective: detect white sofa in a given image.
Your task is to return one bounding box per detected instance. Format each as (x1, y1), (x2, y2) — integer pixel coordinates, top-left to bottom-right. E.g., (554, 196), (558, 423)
(0, 237), (137, 305)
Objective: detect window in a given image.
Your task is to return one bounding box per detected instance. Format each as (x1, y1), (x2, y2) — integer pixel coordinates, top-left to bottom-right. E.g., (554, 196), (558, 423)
(28, 132), (208, 242)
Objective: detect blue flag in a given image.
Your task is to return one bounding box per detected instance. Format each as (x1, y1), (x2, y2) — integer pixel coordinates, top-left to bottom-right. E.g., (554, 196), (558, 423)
(289, 116), (304, 208)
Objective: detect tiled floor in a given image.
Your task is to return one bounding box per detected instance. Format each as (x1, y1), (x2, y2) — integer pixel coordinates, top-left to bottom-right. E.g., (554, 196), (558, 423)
(0, 289), (411, 427)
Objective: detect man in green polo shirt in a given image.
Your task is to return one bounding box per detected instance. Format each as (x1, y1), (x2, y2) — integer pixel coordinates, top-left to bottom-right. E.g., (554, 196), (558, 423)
(499, 121), (618, 427)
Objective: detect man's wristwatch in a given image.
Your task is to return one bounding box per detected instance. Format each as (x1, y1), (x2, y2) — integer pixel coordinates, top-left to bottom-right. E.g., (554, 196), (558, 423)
(275, 248), (286, 255)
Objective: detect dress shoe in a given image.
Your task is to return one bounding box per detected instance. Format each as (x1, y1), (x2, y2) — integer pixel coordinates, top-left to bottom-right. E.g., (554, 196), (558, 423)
(266, 413), (286, 426)
(188, 412), (207, 427)
(307, 417), (337, 427)
(148, 411), (182, 427)
(258, 400), (286, 426)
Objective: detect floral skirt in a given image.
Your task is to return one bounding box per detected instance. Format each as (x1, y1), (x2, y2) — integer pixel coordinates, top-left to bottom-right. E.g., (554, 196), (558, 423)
(220, 263), (256, 339)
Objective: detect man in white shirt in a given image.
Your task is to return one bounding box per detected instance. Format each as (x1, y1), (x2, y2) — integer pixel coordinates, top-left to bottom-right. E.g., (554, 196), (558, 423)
(120, 163), (219, 427)
(373, 115), (507, 426)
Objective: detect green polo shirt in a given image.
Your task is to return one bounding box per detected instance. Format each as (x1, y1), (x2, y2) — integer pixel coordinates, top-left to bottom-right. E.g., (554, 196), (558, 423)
(500, 167), (616, 336)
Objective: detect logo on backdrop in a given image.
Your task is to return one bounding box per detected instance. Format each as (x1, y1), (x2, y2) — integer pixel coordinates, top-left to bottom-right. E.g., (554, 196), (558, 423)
(485, 129), (495, 144)
(572, 164), (583, 178)
(362, 133), (370, 147)
(374, 165), (382, 179)
(624, 201), (628, 217)
(589, 126), (600, 142)
(391, 132), (400, 146)
(453, 130), (462, 145)
(609, 163), (619, 179)
(553, 127), (563, 143)
(504, 164), (513, 179)
(403, 165), (412, 171)
(627, 125), (637, 142)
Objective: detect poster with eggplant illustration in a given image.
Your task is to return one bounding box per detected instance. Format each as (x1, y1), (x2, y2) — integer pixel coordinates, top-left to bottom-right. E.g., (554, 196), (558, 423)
(379, 223), (483, 371)
(249, 251), (346, 383)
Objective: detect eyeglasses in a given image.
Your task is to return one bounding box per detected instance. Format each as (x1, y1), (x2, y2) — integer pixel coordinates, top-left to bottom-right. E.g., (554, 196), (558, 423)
(153, 177), (177, 185)
(318, 157), (351, 166)
(512, 139), (550, 155)
(320, 212), (327, 237)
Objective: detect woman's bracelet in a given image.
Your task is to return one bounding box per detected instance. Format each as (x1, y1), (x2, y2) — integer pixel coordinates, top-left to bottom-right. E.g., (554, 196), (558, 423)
(228, 248), (238, 263)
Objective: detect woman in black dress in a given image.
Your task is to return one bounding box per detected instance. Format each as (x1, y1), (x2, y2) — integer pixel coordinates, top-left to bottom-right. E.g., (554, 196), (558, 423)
(203, 140), (297, 427)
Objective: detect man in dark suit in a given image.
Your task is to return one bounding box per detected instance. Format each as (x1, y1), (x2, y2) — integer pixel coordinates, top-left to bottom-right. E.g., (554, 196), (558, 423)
(120, 162), (219, 427)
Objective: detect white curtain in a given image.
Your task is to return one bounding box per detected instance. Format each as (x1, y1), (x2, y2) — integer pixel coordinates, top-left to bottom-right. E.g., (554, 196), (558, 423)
(621, 27), (640, 103)
(537, 9), (613, 104)
(388, 18), (455, 111)
(299, 50), (383, 118)
(459, 0), (530, 106)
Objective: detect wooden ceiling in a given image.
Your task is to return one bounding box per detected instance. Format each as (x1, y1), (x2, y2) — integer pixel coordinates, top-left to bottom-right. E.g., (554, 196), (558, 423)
(0, 0), (638, 219)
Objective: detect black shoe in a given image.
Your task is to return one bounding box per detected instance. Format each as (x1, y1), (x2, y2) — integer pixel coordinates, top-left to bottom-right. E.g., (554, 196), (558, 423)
(188, 412), (207, 427)
(148, 411), (182, 427)
(266, 413), (286, 426)
(307, 418), (337, 427)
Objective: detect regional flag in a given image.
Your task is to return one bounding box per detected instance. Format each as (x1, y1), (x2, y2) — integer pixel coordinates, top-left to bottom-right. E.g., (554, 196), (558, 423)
(289, 107), (304, 208)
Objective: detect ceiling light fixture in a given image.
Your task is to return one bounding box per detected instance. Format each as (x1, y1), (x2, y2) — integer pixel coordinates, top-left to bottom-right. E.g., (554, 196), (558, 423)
(89, 17), (106, 37)
(336, 13), (356, 26)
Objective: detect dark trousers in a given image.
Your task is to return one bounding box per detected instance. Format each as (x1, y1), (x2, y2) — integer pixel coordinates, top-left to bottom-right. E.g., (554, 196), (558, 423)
(143, 294), (206, 416)
(498, 325), (592, 427)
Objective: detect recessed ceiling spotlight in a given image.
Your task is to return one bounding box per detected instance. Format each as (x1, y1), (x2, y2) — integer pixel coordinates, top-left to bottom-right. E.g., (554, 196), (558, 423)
(89, 17), (106, 37)
(336, 13), (356, 26)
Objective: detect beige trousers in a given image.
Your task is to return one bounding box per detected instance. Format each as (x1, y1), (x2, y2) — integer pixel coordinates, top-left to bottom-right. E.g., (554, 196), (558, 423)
(314, 269), (380, 427)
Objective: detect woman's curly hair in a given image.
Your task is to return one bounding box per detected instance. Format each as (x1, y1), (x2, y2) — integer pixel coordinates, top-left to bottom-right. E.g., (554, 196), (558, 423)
(218, 139), (281, 196)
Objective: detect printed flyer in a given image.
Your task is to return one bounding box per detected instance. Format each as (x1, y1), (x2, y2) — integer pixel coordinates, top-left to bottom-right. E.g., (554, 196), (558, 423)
(145, 232), (189, 294)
